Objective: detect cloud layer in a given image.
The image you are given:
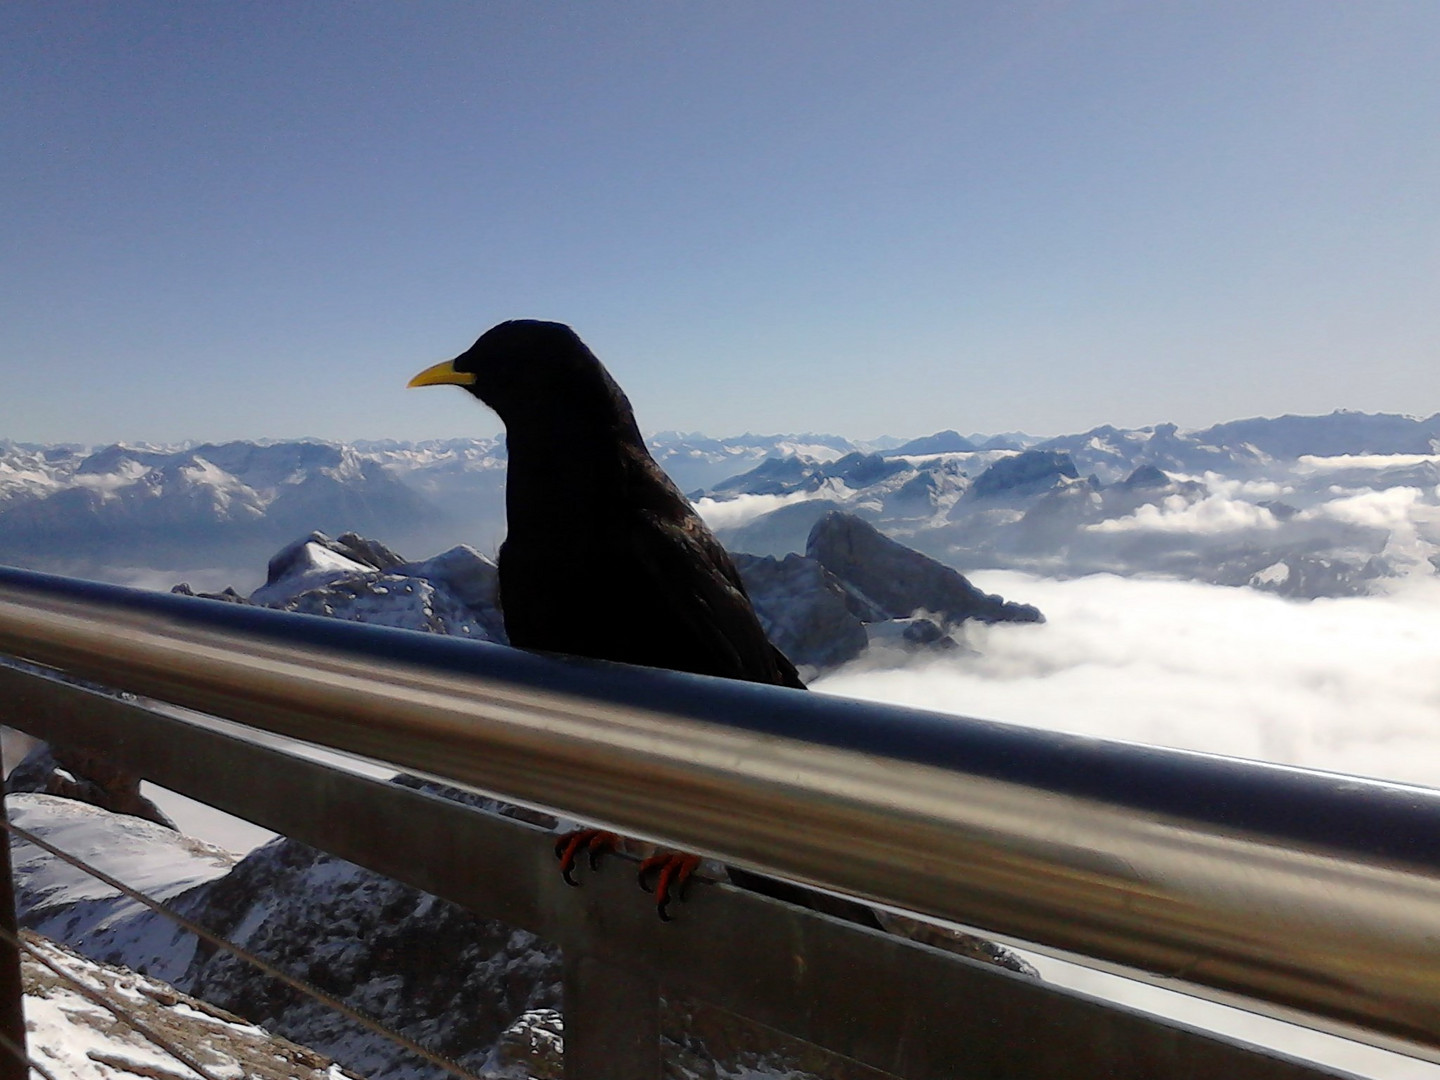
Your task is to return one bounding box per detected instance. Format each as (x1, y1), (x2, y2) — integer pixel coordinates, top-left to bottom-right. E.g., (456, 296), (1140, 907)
(816, 570), (1440, 790)
(817, 570), (1440, 1077)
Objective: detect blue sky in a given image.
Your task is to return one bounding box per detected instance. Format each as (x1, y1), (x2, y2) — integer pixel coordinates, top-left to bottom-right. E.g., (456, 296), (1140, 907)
(3, 2), (1438, 445)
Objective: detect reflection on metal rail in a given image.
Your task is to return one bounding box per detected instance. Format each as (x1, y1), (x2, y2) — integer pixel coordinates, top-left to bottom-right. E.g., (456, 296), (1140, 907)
(0, 565), (1432, 1076)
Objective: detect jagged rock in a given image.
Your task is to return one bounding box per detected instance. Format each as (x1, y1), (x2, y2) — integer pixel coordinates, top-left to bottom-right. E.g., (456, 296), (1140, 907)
(1010, 482), (1104, 553)
(7, 743), (178, 830)
(172, 582), (254, 604)
(335, 530), (408, 571)
(862, 616), (965, 654)
(715, 498), (854, 558)
(480, 1008), (564, 1079)
(176, 836), (561, 1080)
(273, 573), (501, 637)
(1239, 553), (1390, 599)
(259, 529), (406, 590)
(398, 544), (505, 639)
(827, 451), (909, 487)
(884, 470), (944, 517)
(1260, 500), (1300, 522)
(7, 789), (558, 1080)
(1118, 464), (1170, 490)
(248, 532), (505, 640)
(968, 450), (1079, 500)
(710, 456), (825, 496)
(9, 793), (235, 982)
(732, 553), (872, 670)
(252, 531), (381, 605)
(732, 516), (1045, 670)
(806, 513), (1043, 626)
(1097, 466), (1206, 521)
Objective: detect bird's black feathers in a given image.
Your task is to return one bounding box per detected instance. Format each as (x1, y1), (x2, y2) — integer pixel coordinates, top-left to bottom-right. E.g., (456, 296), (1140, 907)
(443, 320), (804, 689)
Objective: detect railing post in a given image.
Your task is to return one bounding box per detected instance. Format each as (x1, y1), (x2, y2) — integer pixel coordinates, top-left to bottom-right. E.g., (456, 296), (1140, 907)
(0, 787), (28, 1080)
(563, 951), (660, 1080)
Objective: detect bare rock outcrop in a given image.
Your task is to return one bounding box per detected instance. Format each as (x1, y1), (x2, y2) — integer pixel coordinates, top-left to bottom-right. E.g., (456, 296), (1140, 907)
(6, 743), (178, 830)
(806, 512), (1043, 627)
(731, 552), (875, 670)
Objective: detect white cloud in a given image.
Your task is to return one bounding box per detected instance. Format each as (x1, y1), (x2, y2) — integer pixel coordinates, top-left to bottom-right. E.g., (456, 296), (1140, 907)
(1085, 493), (1280, 534)
(692, 490), (821, 531)
(1297, 453), (1440, 473)
(815, 571), (1440, 789)
(1305, 485), (1426, 529)
(816, 569), (1440, 1077)
(1173, 471), (1290, 500)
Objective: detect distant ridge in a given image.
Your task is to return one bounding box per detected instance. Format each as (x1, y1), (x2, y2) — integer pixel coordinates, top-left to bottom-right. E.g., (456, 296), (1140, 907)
(886, 430), (977, 456)
(2, 411), (1436, 598)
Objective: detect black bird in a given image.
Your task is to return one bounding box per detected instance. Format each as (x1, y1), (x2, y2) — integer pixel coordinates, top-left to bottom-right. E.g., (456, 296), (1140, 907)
(409, 319), (805, 915)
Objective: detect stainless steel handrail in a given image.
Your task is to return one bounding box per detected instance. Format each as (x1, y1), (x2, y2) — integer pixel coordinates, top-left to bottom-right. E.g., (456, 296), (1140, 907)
(2, 565), (1439, 1060)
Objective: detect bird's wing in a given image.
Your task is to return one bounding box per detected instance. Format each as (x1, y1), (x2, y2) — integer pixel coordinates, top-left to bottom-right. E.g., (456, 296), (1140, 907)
(624, 509), (804, 688)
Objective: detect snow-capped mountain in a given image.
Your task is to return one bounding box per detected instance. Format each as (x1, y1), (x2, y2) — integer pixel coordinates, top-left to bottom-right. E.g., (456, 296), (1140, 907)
(3, 411), (1438, 598)
(700, 412), (1440, 599)
(0, 433), (869, 585)
(171, 510), (1040, 679)
(0, 439), (445, 579)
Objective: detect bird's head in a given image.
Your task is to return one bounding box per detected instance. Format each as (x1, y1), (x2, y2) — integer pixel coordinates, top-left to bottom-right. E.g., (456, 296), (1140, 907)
(408, 320), (627, 430)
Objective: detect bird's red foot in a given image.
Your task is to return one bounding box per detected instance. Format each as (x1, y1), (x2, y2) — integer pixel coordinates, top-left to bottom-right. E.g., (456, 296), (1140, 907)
(554, 829), (620, 886)
(638, 852), (701, 921)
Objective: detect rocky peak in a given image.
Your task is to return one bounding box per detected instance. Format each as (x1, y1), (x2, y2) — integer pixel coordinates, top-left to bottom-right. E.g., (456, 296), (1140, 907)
(829, 451), (909, 487)
(6, 743), (178, 830)
(887, 430), (978, 456)
(1119, 464), (1171, 490)
(730, 552), (874, 671)
(969, 450), (1079, 500)
(805, 512), (1044, 627)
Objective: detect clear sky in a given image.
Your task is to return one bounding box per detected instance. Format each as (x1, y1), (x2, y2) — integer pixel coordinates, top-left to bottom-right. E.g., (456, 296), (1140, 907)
(3, 2), (1438, 445)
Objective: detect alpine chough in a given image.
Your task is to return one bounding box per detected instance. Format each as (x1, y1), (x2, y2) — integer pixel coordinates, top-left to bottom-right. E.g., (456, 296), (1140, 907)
(409, 319), (805, 916)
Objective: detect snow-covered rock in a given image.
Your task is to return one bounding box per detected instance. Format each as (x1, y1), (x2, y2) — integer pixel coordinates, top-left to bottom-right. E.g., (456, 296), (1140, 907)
(9, 793), (235, 983)
(246, 531), (505, 640)
(7, 743), (177, 830)
(966, 450), (1080, 502)
(177, 836), (560, 1080)
(20, 931), (364, 1080)
(7, 787), (559, 1080)
(7, 410), (1440, 603)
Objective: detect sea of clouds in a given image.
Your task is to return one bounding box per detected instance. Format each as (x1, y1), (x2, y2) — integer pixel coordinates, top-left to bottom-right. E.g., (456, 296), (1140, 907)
(817, 569), (1440, 790)
(816, 568), (1440, 1079)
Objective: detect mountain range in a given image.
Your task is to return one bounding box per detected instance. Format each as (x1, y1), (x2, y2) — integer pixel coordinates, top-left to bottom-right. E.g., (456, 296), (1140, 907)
(3, 409), (1438, 599)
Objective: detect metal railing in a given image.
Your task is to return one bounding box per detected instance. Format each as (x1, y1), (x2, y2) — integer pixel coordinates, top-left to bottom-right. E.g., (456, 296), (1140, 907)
(0, 565), (1433, 1077)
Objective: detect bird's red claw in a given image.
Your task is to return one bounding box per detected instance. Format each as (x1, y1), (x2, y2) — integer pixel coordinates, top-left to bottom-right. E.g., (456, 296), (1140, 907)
(554, 829), (620, 886)
(638, 852), (701, 921)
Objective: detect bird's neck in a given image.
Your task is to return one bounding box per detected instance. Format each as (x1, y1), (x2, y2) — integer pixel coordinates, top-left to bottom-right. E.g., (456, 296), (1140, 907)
(502, 421), (641, 533)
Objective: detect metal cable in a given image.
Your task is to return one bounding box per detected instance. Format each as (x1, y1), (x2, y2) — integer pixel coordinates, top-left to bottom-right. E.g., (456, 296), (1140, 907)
(0, 1026), (61, 1080)
(1, 818), (485, 1080)
(0, 923), (221, 1080)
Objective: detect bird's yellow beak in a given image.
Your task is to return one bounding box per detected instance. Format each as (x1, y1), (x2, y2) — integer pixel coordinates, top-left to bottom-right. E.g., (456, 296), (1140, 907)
(407, 360), (477, 388)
